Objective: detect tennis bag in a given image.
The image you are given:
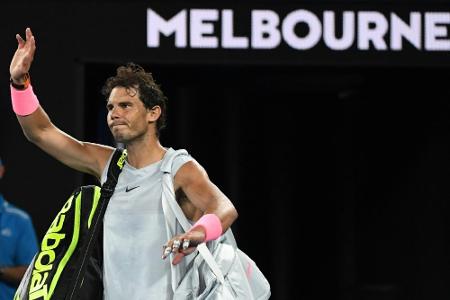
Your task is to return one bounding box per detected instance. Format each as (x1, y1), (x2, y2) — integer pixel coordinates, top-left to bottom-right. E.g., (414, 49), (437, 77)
(14, 149), (127, 300)
(161, 149), (271, 300)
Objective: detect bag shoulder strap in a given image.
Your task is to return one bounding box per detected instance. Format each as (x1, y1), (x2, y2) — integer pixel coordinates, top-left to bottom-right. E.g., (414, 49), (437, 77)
(160, 148), (188, 174)
(160, 149), (191, 231)
(101, 148), (127, 198)
(66, 148), (127, 298)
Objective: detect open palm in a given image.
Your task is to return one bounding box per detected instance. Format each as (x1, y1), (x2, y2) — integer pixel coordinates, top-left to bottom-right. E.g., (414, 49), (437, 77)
(10, 28), (36, 83)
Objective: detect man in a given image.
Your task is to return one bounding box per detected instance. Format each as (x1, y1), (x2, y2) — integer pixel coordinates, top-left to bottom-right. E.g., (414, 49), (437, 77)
(9, 28), (238, 299)
(0, 158), (38, 300)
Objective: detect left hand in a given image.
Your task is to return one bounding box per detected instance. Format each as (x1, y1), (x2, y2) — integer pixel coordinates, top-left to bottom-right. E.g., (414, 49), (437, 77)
(162, 228), (206, 265)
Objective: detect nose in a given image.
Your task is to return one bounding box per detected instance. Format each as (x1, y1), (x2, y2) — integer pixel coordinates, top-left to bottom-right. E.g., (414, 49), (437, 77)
(108, 106), (121, 120)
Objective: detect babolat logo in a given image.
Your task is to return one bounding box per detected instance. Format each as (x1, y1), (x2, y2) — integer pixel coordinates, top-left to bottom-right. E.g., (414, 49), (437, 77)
(117, 150), (127, 169)
(28, 195), (74, 299)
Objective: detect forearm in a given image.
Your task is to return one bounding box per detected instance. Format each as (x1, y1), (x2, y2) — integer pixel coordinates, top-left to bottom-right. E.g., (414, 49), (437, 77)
(198, 183), (238, 233)
(17, 105), (54, 144)
(175, 161), (238, 236)
(189, 193), (238, 241)
(0, 266), (27, 285)
(206, 198), (238, 233)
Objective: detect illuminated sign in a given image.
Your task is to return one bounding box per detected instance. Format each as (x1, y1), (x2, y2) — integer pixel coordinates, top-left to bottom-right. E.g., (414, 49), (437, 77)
(147, 8), (450, 51)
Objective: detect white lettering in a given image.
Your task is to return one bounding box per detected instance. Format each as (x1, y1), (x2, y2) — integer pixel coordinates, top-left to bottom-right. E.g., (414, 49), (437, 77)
(251, 10), (281, 49)
(147, 9), (187, 48)
(425, 12), (450, 51)
(190, 9), (219, 48)
(146, 8), (450, 53)
(282, 9), (322, 50)
(323, 11), (355, 50)
(222, 10), (249, 48)
(390, 13), (421, 50)
(358, 11), (388, 50)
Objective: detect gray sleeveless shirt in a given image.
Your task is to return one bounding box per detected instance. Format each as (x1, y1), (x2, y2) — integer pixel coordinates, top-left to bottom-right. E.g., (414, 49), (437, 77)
(100, 148), (192, 300)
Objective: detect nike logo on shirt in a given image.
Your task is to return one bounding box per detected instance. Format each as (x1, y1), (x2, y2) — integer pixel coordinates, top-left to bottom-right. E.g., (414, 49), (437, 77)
(125, 186), (140, 192)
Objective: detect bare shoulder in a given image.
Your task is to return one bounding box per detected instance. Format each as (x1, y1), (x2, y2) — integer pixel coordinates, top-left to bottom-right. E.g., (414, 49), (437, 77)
(173, 160), (208, 190)
(79, 142), (115, 179)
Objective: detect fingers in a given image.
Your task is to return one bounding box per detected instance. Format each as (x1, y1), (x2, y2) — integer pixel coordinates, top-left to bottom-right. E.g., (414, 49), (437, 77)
(172, 252), (185, 265)
(182, 239), (190, 250)
(173, 239), (181, 251)
(29, 35), (36, 50)
(161, 239), (182, 260)
(26, 28), (36, 49)
(162, 237), (199, 260)
(16, 34), (25, 48)
(10, 28), (36, 80)
(15, 28), (36, 50)
(162, 245), (171, 259)
(26, 28), (33, 40)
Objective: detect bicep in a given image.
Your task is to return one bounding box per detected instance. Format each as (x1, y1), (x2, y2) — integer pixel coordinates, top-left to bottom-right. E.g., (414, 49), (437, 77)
(19, 111), (113, 179)
(37, 126), (113, 178)
(174, 161), (228, 213)
(174, 161), (238, 231)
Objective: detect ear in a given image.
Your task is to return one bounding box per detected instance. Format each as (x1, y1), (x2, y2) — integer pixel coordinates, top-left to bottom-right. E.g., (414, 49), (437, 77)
(147, 105), (161, 123)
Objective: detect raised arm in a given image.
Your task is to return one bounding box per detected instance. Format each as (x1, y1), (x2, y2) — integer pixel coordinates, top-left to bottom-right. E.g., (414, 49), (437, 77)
(9, 28), (112, 179)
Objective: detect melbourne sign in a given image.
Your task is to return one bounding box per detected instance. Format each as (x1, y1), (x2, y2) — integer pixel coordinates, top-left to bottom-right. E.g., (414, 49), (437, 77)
(145, 6), (450, 66)
(147, 8), (449, 51)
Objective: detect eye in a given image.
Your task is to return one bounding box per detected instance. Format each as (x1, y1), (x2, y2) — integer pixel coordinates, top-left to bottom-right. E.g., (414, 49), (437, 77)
(106, 104), (113, 111)
(120, 102), (132, 108)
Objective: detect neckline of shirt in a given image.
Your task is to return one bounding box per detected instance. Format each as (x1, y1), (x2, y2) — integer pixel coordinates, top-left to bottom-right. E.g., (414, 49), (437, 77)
(123, 147), (173, 172)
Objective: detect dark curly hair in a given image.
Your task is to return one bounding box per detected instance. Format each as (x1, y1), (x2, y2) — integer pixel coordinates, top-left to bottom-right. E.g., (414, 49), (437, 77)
(102, 63), (167, 137)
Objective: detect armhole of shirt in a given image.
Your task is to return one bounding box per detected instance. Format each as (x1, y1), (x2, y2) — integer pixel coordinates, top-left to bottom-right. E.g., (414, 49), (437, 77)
(171, 153), (194, 180)
(100, 151), (115, 185)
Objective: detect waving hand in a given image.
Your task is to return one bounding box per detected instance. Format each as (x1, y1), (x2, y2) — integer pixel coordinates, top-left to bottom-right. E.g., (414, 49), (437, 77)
(10, 28), (36, 84)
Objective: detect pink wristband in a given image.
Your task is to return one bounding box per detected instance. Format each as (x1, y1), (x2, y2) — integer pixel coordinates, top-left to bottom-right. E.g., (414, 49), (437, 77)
(10, 84), (39, 116)
(191, 214), (223, 242)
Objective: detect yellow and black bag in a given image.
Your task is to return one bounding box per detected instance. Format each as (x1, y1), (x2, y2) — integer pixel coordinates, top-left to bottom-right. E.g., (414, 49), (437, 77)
(14, 149), (126, 300)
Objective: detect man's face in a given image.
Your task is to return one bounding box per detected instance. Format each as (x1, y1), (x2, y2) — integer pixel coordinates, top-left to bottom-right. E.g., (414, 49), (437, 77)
(106, 86), (152, 144)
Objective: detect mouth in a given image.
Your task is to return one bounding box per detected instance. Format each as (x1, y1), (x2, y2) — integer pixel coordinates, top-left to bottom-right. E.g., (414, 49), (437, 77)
(110, 123), (127, 129)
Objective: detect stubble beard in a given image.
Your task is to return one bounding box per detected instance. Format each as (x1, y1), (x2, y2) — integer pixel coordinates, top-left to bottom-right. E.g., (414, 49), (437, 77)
(112, 129), (147, 146)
